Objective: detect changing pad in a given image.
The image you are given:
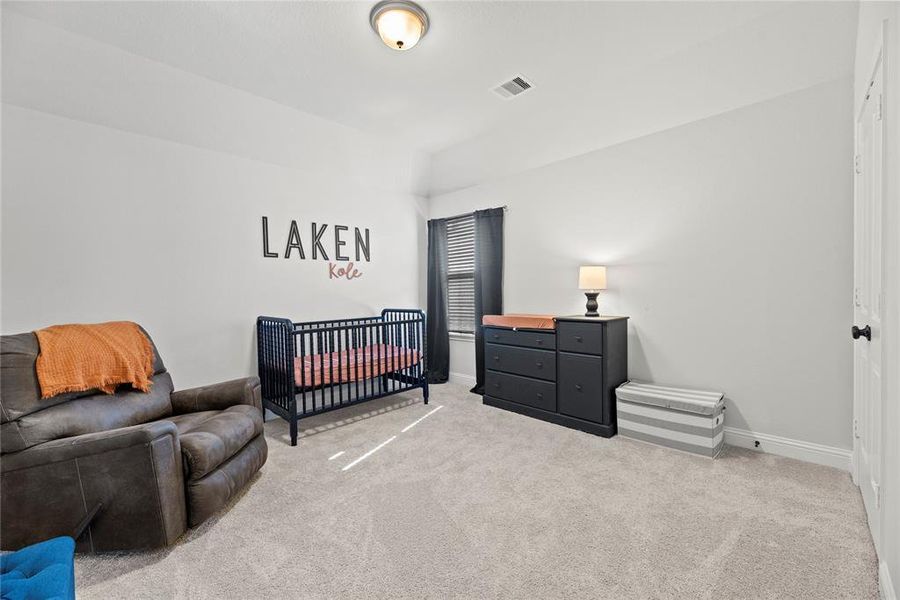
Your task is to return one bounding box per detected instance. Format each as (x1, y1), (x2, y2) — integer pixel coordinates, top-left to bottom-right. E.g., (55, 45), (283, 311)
(482, 314), (556, 330)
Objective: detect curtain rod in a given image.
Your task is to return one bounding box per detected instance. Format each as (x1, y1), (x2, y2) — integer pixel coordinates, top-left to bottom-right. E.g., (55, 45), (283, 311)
(439, 205), (508, 222)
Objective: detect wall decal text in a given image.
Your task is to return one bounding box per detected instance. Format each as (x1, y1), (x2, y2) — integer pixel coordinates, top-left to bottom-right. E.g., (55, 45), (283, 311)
(329, 262), (363, 280)
(261, 216), (370, 280)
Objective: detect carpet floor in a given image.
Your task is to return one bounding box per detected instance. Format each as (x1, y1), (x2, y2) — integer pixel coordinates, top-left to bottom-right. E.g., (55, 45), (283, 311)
(75, 383), (877, 599)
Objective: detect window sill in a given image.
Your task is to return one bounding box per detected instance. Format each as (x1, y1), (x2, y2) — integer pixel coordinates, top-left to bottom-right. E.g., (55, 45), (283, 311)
(449, 332), (475, 342)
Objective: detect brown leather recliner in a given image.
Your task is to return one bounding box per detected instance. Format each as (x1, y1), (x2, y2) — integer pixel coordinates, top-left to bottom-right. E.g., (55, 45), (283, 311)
(0, 330), (268, 552)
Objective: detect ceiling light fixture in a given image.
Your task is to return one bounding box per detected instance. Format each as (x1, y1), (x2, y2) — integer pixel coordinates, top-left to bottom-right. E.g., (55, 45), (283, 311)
(369, 1), (429, 51)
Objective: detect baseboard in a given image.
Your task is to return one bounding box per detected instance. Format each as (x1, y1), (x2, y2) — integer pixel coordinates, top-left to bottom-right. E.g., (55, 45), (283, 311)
(724, 426), (852, 471)
(882, 561), (897, 600)
(448, 372), (476, 387)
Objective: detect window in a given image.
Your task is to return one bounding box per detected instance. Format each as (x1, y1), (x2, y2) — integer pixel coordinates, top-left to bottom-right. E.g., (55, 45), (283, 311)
(446, 214), (475, 334)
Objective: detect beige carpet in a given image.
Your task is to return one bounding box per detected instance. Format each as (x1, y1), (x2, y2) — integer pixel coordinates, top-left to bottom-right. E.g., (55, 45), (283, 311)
(75, 383), (877, 599)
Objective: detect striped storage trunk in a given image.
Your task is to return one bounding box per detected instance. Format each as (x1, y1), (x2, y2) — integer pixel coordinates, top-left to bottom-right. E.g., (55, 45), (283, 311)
(616, 382), (725, 458)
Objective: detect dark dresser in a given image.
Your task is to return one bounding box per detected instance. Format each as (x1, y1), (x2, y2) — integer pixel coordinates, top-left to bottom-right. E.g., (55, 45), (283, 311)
(483, 315), (628, 437)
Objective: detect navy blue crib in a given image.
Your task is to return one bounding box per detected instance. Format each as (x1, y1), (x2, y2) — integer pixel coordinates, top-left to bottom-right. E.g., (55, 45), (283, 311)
(256, 309), (428, 446)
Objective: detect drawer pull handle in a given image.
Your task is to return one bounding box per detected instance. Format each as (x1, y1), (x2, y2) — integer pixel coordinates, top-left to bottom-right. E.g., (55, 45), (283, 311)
(535, 362), (543, 368)
(536, 393), (543, 399)
(493, 382), (500, 388)
(575, 384), (583, 392)
(492, 356), (500, 361)
(575, 336), (583, 342)
(536, 339), (543, 345)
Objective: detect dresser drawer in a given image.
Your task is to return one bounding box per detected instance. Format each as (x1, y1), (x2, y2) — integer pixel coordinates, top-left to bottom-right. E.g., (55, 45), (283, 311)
(484, 327), (556, 350)
(558, 353), (605, 423)
(485, 370), (556, 412)
(485, 343), (556, 381)
(557, 321), (604, 355)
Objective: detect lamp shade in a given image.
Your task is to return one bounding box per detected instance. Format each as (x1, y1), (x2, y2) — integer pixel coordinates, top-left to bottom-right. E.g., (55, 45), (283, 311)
(578, 266), (607, 290)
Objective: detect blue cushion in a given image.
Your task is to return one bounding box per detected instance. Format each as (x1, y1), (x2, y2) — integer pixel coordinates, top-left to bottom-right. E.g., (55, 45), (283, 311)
(1, 537), (75, 600)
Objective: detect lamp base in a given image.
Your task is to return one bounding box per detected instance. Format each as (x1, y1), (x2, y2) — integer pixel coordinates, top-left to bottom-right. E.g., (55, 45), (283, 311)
(584, 292), (600, 317)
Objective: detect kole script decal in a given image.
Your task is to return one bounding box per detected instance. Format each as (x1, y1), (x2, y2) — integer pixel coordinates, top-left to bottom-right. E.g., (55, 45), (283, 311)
(261, 216), (369, 280)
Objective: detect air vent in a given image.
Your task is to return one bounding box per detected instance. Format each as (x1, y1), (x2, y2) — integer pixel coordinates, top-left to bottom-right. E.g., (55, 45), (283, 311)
(492, 75), (534, 99)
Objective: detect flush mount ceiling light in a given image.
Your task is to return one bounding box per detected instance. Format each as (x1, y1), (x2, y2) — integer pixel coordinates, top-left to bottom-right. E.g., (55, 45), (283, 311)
(369, 0), (429, 51)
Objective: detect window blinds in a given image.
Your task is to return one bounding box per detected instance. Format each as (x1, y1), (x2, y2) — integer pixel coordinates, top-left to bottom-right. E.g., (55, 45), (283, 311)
(446, 214), (475, 334)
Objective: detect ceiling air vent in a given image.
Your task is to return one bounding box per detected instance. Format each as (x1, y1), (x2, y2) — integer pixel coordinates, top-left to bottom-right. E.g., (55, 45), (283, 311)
(492, 75), (533, 99)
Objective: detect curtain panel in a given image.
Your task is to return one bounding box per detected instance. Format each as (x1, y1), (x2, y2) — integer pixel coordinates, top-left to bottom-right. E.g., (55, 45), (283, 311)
(470, 208), (504, 394)
(425, 219), (450, 383)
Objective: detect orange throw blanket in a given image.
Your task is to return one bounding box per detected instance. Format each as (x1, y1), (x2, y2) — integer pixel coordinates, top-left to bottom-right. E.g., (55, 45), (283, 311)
(35, 321), (155, 399)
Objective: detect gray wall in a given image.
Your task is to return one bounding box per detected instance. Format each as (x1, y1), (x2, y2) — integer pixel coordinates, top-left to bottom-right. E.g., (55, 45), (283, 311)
(428, 77), (854, 452)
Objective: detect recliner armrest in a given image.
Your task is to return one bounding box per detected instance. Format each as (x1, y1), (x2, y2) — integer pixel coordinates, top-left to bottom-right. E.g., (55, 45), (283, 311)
(1, 421), (178, 473)
(1, 420), (187, 551)
(170, 377), (261, 415)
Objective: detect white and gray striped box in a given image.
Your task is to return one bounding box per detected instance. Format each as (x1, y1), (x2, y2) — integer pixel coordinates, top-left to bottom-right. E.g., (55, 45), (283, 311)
(615, 382), (725, 458)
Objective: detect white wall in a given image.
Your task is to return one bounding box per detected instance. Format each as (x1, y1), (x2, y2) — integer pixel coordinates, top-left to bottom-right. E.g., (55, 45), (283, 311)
(855, 4), (900, 599)
(429, 77), (854, 454)
(448, 335), (477, 387)
(1, 12), (427, 389)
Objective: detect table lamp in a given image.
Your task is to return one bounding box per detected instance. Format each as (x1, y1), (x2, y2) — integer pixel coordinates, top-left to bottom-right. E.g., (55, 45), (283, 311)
(578, 266), (607, 317)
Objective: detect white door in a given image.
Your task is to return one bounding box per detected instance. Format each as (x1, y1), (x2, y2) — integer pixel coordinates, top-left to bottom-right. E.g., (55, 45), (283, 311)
(853, 49), (884, 554)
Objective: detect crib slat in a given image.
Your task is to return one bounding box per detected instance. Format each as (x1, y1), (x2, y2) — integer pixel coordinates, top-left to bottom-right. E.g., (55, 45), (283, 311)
(356, 325), (361, 401)
(299, 332), (307, 416)
(345, 326), (352, 406)
(328, 329), (335, 410)
(378, 324), (385, 395)
(366, 322), (371, 399)
(388, 316), (395, 394)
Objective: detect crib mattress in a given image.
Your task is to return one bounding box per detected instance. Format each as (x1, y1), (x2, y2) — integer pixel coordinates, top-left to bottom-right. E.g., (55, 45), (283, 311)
(294, 344), (420, 388)
(482, 314), (556, 330)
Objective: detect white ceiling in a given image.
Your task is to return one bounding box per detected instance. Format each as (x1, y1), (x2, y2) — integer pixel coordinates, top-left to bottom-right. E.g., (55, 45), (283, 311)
(4, 0), (832, 157)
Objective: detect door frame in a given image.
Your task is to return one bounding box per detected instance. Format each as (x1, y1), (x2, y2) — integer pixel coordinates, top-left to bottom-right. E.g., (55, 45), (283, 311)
(851, 23), (887, 555)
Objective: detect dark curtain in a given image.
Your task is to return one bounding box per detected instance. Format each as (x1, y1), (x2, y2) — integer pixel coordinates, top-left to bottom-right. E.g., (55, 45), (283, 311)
(425, 218), (450, 383)
(470, 208), (504, 395)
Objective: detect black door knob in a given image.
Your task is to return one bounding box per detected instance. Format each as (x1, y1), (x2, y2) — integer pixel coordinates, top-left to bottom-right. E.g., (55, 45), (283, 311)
(852, 325), (872, 341)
